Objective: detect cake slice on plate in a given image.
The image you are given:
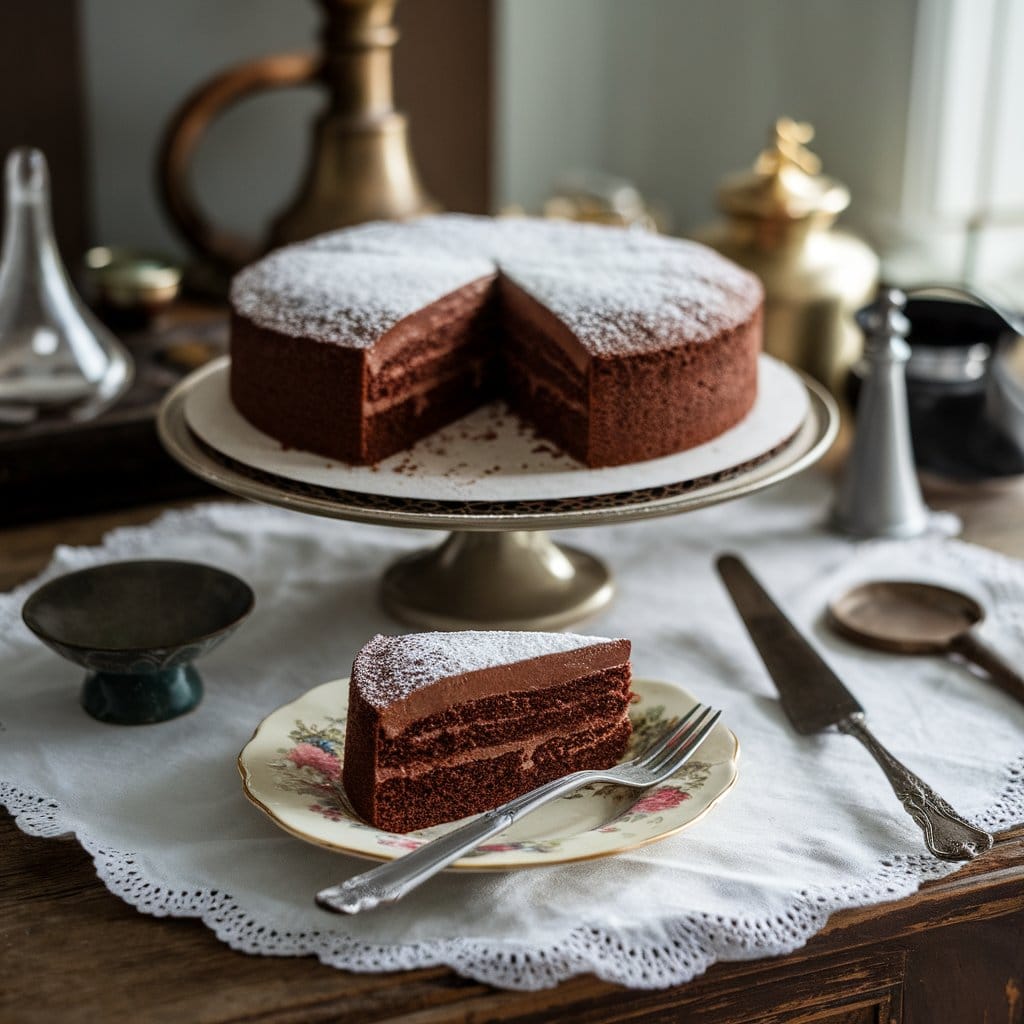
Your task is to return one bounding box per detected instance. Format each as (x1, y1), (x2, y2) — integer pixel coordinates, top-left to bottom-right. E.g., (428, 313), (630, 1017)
(341, 630), (633, 833)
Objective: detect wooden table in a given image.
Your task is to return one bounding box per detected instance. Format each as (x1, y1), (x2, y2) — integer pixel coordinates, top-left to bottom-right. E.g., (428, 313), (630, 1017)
(2, 481), (1023, 1024)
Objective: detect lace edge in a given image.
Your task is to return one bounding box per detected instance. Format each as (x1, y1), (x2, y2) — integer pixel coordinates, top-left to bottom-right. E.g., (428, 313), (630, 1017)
(3, 755), (1022, 992)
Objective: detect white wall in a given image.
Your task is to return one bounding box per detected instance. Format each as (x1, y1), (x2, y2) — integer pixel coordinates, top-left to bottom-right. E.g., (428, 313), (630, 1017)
(495, 0), (617, 216)
(81, 0), (321, 259)
(498, 0), (919, 243)
(87, 0), (1008, 289)
(894, 0), (1024, 296)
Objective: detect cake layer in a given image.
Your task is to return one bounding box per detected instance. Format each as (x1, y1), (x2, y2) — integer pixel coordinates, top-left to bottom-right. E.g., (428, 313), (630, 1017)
(587, 309), (763, 466)
(503, 356), (590, 464)
(360, 369), (496, 466)
(363, 716), (632, 833)
(391, 659), (631, 741)
(375, 667), (631, 766)
(230, 313), (364, 462)
(499, 276), (592, 460)
(375, 707), (631, 782)
(364, 276), (496, 403)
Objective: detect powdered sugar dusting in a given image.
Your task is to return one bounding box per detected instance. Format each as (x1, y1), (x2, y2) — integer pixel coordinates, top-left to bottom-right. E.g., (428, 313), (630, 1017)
(230, 249), (493, 348)
(230, 215), (761, 355)
(503, 259), (756, 352)
(352, 630), (615, 708)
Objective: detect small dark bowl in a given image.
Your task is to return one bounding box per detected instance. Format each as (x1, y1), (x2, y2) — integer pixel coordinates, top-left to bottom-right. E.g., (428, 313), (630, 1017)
(22, 560), (254, 725)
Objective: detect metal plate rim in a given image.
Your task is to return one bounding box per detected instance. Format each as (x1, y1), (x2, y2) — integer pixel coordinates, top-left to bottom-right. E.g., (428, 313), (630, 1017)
(157, 372), (839, 531)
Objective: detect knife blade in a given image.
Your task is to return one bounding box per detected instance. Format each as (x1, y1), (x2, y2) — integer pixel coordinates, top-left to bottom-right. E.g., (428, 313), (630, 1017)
(715, 553), (861, 734)
(714, 552), (992, 861)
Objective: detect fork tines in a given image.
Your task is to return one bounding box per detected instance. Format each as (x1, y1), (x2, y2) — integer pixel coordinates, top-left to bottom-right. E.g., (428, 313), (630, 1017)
(635, 704), (721, 775)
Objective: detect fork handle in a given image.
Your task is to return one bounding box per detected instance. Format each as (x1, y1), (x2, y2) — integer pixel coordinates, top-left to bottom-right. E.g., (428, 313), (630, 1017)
(837, 714), (993, 861)
(316, 770), (598, 914)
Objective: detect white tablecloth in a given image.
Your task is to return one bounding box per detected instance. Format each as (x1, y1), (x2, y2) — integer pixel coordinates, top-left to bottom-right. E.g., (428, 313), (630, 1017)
(2, 474), (1021, 990)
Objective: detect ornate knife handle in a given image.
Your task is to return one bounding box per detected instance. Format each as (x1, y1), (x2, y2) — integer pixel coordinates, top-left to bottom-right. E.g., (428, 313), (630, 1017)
(838, 714), (993, 861)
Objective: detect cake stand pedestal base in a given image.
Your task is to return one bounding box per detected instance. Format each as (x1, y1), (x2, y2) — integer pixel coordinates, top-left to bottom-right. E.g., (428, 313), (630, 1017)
(381, 531), (614, 631)
(158, 358), (840, 631)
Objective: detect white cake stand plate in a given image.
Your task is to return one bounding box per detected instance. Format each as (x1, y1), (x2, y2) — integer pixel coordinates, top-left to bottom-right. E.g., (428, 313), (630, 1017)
(158, 356), (838, 629)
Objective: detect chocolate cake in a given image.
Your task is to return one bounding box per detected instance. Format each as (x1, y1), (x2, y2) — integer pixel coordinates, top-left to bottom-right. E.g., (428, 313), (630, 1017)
(230, 216), (763, 468)
(341, 630), (632, 833)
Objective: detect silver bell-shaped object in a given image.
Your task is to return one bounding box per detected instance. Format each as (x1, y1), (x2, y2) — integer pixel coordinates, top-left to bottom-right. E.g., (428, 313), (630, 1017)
(0, 148), (132, 424)
(833, 288), (932, 538)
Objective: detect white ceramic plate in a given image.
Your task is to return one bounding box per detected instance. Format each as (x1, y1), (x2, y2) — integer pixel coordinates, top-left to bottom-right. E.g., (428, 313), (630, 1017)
(238, 677), (740, 870)
(187, 355), (807, 502)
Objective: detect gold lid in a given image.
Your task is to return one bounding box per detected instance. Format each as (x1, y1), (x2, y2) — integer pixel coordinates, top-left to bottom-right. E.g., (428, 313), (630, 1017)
(543, 170), (662, 232)
(84, 246), (183, 309)
(718, 119), (849, 223)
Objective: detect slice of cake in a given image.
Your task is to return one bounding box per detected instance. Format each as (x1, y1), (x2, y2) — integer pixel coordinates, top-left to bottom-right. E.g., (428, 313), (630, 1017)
(341, 630), (633, 833)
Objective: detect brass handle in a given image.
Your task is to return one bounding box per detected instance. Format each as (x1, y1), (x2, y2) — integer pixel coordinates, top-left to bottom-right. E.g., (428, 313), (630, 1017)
(158, 51), (320, 270)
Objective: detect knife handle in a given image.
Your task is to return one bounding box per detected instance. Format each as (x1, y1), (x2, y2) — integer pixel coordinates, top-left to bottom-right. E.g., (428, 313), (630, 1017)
(838, 714), (993, 861)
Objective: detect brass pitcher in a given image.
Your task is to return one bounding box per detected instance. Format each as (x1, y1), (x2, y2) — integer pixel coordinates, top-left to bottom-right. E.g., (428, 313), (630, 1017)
(694, 119), (879, 396)
(158, 0), (436, 274)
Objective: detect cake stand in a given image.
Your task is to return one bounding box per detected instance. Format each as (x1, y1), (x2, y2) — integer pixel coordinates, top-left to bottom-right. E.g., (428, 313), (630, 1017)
(157, 356), (838, 629)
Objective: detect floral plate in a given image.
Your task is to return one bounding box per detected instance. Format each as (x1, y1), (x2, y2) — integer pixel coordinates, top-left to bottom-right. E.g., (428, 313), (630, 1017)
(237, 677), (739, 870)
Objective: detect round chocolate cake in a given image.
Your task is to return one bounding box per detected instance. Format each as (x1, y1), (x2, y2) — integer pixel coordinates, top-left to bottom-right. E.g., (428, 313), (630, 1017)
(229, 215), (763, 468)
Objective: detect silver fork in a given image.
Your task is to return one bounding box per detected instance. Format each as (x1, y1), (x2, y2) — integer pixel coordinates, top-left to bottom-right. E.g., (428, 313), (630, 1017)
(316, 702), (722, 914)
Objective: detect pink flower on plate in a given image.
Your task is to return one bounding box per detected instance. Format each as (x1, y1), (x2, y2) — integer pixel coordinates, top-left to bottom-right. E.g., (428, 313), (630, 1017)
(477, 843), (519, 852)
(309, 802), (346, 823)
(631, 787), (690, 814)
(288, 743), (341, 780)
(380, 836), (421, 850)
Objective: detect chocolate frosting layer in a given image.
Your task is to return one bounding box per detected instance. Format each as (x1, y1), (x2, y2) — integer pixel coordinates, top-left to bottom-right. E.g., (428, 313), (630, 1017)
(351, 632), (631, 737)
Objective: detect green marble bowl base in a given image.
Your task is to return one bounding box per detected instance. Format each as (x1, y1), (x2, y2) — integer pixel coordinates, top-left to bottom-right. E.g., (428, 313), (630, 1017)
(80, 664), (204, 725)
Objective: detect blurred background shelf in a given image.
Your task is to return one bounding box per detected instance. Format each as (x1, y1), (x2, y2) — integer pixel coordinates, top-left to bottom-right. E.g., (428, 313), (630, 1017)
(0, 301), (226, 526)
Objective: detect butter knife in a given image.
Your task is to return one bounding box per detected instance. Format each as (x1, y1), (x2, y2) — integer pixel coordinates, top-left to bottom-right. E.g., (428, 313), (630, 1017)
(716, 554), (993, 861)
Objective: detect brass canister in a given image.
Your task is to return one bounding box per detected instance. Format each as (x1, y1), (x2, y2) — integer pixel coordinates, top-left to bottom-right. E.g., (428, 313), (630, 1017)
(693, 119), (879, 396)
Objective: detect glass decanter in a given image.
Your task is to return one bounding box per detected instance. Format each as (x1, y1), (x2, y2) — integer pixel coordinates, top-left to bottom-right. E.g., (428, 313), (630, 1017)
(0, 148), (132, 424)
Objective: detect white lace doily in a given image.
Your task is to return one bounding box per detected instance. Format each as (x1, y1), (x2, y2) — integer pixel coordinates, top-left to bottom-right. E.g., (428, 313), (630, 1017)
(2, 474), (1022, 991)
